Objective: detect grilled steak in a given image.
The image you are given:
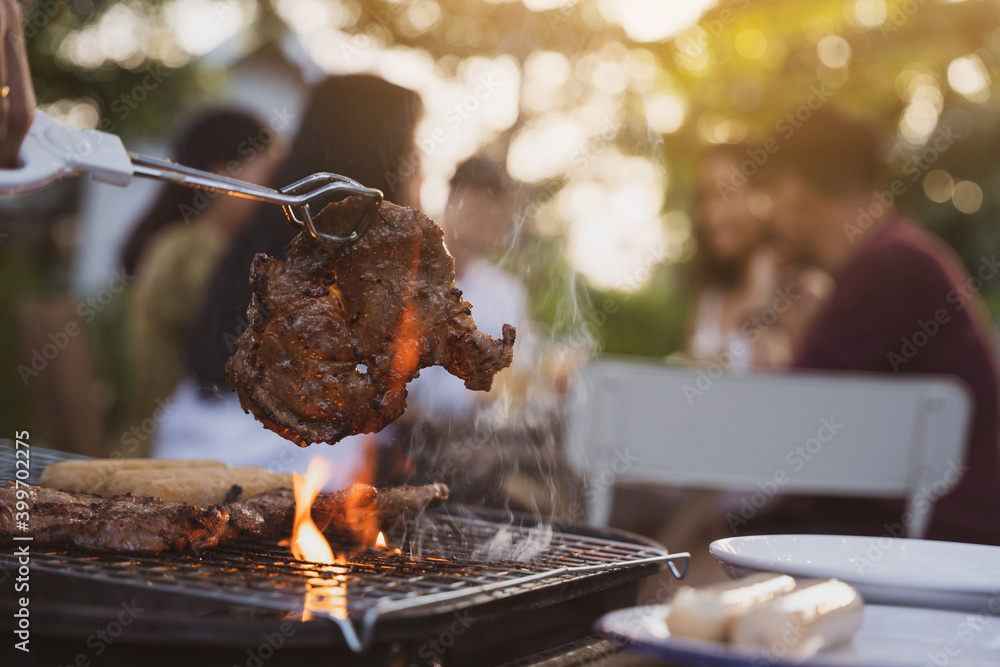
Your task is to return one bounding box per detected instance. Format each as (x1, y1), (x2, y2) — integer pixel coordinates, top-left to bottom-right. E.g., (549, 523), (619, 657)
(0, 483), (231, 553)
(0, 481), (448, 554)
(225, 196), (516, 446)
(237, 482), (450, 541)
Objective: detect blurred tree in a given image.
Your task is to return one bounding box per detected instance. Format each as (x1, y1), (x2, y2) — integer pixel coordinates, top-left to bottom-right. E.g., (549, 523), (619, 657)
(655, 0), (1000, 285)
(338, 0), (1000, 341)
(21, 0), (205, 138)
(12, 0), (1000, 375)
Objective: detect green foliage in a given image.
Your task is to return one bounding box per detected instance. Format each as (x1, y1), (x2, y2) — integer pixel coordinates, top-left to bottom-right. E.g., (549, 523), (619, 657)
(16, 0), (1000, 372)
(588, 266), (691, 358)
(658, 0), (1000, 291)
(0, 251), (45, 435)
(22, 0), (209, 139)
(348, 0), (1000, 338)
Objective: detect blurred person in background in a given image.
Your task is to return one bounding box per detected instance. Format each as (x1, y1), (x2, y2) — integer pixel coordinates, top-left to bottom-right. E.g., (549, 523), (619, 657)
(408, 157), (533, 419)
(400, 157), (573, 515)
(151, 75), (424, 486)
(613, 144), (832, 565)
(117, 109), (283, 455)
(753, 107), (1000, 546)
(686, 143), (831, 370)
(188, 74), (424, 392)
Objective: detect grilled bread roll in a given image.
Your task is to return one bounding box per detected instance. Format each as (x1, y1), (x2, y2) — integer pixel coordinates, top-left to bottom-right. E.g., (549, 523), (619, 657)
(730, 579), (864, 656)
(39, 459), (292, 505)
(39, 459), (228, 494)
(667, 573), (797, 642)
(134, 470), (294, 506)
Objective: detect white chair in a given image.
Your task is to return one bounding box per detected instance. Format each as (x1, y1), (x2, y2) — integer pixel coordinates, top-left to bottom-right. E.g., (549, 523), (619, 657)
(567, 357), (972, 540)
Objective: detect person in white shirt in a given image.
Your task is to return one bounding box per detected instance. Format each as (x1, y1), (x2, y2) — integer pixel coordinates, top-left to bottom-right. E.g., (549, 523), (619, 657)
(409, 158), (534, 420)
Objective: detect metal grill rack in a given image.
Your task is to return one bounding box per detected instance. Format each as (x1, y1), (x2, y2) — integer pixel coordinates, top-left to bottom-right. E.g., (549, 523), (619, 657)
(0, 445), (690, 653)
(0, 440), (88, 485)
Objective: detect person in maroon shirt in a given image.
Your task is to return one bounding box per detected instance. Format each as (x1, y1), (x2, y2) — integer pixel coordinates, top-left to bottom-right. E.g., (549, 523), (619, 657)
(749, 108), (1000, 545)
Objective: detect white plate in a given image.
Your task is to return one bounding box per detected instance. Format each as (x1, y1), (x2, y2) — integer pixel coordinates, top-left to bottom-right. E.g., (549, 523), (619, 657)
(596, 603), (1000, 667)
(710, 534), (1000, 611)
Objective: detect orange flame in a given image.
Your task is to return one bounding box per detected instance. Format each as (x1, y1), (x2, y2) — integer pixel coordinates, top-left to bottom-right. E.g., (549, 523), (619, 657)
(340, 435), (382, 548)
(386, 248), (425, 402)
(292, 458), (347, 621)
(390, 306), (423, 380)
(291, 458), (334, 563)
(374, 530), (402, 554)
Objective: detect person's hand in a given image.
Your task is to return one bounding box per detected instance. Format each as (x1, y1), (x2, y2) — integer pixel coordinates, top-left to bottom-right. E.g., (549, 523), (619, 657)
(0, 0), (35, 168)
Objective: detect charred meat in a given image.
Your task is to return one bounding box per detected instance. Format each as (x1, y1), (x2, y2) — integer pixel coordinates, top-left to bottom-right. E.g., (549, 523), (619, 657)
(0, 481), (448, 555)
(0, 482), (231, 553)
(226, 197), (516, 446)
(238, 482), (450, 541)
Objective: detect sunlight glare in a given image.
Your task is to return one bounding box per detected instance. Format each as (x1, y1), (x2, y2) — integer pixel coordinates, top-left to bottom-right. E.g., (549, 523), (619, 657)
(168, 0), (254, 56)
(600, 0), (717, 43)
(507, 114), (588, 183)
(817, 35), (852, 69)
(948, 55), (990, 102)
(848, 0), (887, 27)
(646, 93), (686, 134)
(556, 152), (669, 291)
(523, 0), (577, 10)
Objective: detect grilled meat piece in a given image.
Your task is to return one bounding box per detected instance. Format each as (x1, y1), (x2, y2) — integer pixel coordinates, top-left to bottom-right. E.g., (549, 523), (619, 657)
(236, 482), (450, 542)
(370, 483), (451, 526)
(226, 196), (516, 446)
(0, 481), (448, 554)
(0, 482), (231, 554)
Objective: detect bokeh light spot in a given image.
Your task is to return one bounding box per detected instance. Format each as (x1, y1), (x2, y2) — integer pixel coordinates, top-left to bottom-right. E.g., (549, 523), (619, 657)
(948, 55), (990, 102)
(817, 35), (852, 69)
(599, 0), (715, 43)
(923, 170), (955, 204)
(848, 0), (887, 27)
(952, 180), (983, 214)
(645, 93), (686, 134)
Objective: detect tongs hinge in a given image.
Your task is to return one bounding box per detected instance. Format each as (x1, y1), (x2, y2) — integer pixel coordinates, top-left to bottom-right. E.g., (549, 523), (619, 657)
(278, 173), (383, 246)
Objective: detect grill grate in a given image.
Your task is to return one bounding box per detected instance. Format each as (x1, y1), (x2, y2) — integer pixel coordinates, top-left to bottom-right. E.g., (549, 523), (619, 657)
(0, 439), (88, 485)
(0, 444), (689, 653)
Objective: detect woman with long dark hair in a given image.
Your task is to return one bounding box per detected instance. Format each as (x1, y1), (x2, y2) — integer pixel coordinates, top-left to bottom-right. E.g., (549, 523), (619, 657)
(686, 144), (831, 369)
(151, 75), (423, 481)
(188, 74), (424, 393)
(119, 110), (271, 276)
(119, 109), (281, 455)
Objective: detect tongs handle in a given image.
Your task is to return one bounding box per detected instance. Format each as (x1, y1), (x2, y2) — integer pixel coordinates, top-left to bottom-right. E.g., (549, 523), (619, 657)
(0, 111), (383, 247)
(0, 110), (133, 194)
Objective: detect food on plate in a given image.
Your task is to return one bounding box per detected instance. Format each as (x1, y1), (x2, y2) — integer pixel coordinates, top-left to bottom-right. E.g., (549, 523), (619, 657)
(730, 579), (865, 657)
(666, 572), (797, 642)
(40, 458), (293, 506)
(226, 196), (516, 446)
(0, 480), (449, 554)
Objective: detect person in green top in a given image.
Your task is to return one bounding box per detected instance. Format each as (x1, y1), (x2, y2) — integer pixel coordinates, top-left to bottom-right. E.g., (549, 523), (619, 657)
(118, 109), (283, 456)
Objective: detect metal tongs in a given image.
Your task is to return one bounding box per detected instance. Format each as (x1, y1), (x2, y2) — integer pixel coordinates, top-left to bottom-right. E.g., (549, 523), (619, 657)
(0, 110), (383, 246)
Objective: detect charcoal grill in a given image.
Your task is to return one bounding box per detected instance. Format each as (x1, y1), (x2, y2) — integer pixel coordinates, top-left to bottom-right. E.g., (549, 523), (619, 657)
(0, 444), (689, 666)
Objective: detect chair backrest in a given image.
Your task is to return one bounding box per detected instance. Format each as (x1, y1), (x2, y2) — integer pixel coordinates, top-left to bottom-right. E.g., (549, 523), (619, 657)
(567, 357), (972, 539)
